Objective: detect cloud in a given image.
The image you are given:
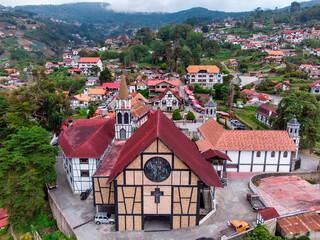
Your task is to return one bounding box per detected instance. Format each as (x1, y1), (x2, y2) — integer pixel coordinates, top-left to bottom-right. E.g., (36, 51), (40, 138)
(5, 0), (303, 12)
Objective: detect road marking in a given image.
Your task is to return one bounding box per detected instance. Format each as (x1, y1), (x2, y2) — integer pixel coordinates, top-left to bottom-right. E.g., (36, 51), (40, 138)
(299, 152), (320, 160)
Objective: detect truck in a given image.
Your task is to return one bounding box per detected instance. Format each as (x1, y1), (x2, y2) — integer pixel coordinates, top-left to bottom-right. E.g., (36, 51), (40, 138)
(246, 193), (265, 210)
(220, 220), (250, 237)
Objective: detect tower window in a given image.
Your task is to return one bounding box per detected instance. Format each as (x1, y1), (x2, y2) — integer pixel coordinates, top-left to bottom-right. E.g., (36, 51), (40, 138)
(80, 170), (89, 177)
(124, 112), (129, 124)
(206, 109), (208, 114)
(210, 109), (213, 115)
(80, 158), (88, 164)
(117, 112), (122, 124)
(120, 129), (126, 139)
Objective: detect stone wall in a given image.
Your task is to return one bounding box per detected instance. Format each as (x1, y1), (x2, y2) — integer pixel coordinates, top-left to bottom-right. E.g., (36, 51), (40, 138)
(48, 191), (75, 237)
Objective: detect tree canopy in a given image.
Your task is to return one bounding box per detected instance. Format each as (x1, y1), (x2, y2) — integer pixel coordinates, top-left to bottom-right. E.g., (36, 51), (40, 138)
(0, 126), (58, 229)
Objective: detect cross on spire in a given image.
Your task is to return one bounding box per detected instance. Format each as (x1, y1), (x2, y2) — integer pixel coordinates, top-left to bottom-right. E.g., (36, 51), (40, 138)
(151, 188), (164, 203)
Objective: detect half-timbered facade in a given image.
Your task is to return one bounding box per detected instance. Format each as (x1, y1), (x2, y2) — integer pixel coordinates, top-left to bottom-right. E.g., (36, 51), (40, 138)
(58, 118), (115, 193)
(150, 87), (182, 111)
(93, 110), (222, 231)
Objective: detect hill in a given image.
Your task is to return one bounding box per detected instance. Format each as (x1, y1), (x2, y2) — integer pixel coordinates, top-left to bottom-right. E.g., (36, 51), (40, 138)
(15, 2), (249, 29)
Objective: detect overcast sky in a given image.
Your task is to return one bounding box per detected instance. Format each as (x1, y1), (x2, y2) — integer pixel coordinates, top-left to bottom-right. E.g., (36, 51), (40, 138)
(4, 0), (304, 12)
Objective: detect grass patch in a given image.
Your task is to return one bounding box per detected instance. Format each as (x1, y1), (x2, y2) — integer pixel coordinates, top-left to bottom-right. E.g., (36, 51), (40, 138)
(216, 49), (233, 61)
(306, 179), (318, 184)
(234, 108), (269, 130)
(4, 38), (18, 46)
(252, 179), (261, 186)
(72, 108), (89, 119)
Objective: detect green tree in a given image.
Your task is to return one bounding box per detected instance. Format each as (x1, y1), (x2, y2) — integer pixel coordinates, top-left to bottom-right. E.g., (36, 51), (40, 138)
(244, 224), (282, 240)
(158, 24), (171, 42)
(172, 109), (182, 120)
(290, 1), (301, 13)
(91, 65), (101, 76)
(0, 127), (58, 229)
(186, 111), (195, 121)
(271, 92), (320, 151)
(99, 68), (113, 83)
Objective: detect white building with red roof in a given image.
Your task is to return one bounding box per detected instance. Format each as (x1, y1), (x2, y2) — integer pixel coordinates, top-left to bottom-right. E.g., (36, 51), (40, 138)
(147, 79), (180, 97)
(78, 57), (103, 75)
(255, 103), (277, 127)
(283, 29), (304, 43)
(149, 87), (182, 111)
(186, 65), (223, 87)
(310, 80), (320, 94)
(274, 82), (290, 92)
(196, 117), (298, 174)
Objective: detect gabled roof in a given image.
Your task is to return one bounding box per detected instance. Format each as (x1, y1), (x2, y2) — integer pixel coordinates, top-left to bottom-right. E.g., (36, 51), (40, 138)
(107, 110), (222, 187)
(274, 82), (289, 88)
(78, 57), (101, 63)
(241, 89), (257, 95)
(99, 82), (120, 90)
(257, 207), (279, 221)
(256, 104), (277, 118)
(147, 80), (180, 87)
(205, 98), (216, 107)
(186, 65), (219, 74)
(310, 80), (320, 86)
(268, 50), (284, 56)
(150, 87), (182, 102)
(88, 88), (106, 95)
(201, 149), (231, 161)
(58, 118), (115, 158)
(72, 94), (91, 102)
(197, 118), (297, 152)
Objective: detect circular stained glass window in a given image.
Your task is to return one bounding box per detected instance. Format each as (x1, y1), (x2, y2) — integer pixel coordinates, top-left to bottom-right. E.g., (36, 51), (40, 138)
(144, 157), (171, 182)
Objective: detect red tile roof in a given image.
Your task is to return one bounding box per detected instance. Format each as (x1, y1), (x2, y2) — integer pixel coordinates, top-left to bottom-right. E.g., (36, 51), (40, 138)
(201, 149), (231, 161)
(78, 57), (101, 63)
(107, 110), (222, 187)
(256, 104), (277, 118)
(241, 89), (257, 95)
(310, 80), (320, 87)
(99, 82), (120, 90)
(0, 208), (8, 228)
(94, 140), (126, 177)
(257, 207), (279, 221)
(277, 212), (320, 235)
(147, 80), (180, 87)
(58, 118), (115, 158)
(150, 87), (182, 102)
(186, 65), (220, 74)
(197, 118), (297, 152)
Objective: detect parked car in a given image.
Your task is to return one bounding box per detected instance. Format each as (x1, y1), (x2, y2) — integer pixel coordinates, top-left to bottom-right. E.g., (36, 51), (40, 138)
(231, 120), (240, 126)
(234, 125), (246, 130)
(101, 103), (107, 108)
(95, 212), (115, 225)
(237, 105), (244, 109)
(219, 177), (228, 187)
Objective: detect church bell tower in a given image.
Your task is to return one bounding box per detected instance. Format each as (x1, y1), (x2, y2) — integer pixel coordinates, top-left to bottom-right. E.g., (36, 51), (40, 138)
(204, 98), (217, 121)
(287, 115), (300, 157)
(115, 75), (133, 140)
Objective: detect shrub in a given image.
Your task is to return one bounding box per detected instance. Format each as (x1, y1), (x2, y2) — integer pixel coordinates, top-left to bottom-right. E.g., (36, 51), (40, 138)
(172, 109), (182, 120)
(186, 111), (195, 120)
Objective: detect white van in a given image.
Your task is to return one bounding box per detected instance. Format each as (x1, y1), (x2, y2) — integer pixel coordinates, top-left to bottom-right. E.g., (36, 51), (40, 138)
(94, 212), (115, 225)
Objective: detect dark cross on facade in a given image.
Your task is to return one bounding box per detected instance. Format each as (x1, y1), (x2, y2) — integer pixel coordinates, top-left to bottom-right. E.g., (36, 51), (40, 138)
(151, 188), (164, 203)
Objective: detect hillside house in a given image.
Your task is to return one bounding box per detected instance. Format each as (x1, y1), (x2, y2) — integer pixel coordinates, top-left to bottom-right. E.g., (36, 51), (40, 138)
(186, 65), (223, 87)
(274, 82), (290, 92)
(265, 51), (283, 63)
(87, 88), (106, 101)
(78, 57), (103, 75)
(283, 29), (304, 43)
(310, 80), (320, 94)
(70, 93), (92, 108)
(255, 103), (277, 127)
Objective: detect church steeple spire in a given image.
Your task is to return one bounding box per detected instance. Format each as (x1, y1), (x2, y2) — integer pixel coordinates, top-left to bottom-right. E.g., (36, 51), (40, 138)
(115, 75), (133, 140)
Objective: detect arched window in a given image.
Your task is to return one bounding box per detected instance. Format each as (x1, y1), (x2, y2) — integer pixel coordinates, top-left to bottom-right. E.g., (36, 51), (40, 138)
(124, 112), (129, 124)
(162, 100), (166, 105)
(206, 109), (208, 114)
(283, 151), (288, 158)
(117, 112), (122, 124)
(210, 109), (213, 115)
(120, 129), (126, 139)
(256, 151), (261, 157)
(271, 151), (275, 157)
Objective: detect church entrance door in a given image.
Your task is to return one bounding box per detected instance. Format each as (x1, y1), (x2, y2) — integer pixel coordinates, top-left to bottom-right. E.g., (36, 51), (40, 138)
(144, 216), (171, 231)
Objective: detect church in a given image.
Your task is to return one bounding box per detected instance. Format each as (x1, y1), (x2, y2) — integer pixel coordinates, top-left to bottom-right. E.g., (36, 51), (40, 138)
(58, 76), (222, 231)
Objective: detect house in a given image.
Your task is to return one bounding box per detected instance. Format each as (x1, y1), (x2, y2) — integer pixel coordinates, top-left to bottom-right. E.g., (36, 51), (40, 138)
(58, 118), (116, 193)
(256, 207), (279, 224)
(70, 93), (92, 108)
(240, 89), (258, 100)
(186, 65), (223, 87)
(87, 88), (106, 101)
(255, 103), (277, 127)
(147, 80), (180, 97)
(265, 51), (283, 63)
(228, 59), (238, 68)
(274, 82), (290, 92)
(196, 115), (298, 174)
(149, 87), (182, 111)
(0, 208), (8, 229)
(131, 93), (151, 128)
(310, 80), (320, 94)
(85, 77), (100, 86)
(311, 48), (320, 57)
(277, 212), (320, 240)
(308, 72), (320, 79)
(62, 53), (72, 59)
(283, 29), (304, 43)
(99, 82), (120, 91)
(129, 80), (147, 93)
(78, 57), (103, 75)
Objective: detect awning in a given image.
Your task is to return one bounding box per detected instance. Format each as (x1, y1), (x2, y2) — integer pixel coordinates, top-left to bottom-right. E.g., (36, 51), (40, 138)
(201, 149), (232, 161)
